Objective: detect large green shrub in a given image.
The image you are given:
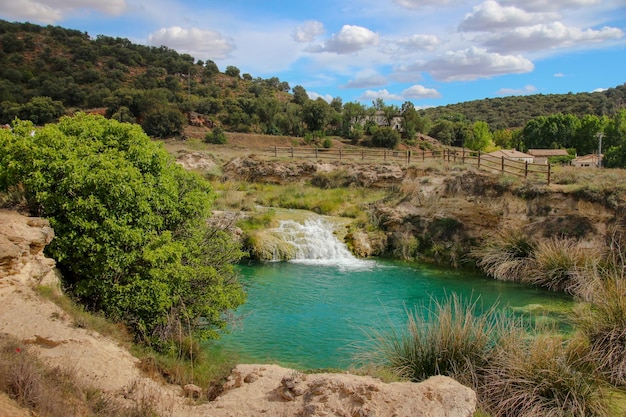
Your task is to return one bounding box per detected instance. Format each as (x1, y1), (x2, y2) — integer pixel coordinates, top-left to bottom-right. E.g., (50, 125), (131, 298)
(0, 114), (245, 349)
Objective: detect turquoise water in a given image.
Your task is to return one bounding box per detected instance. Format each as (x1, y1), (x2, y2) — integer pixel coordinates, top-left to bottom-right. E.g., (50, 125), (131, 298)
(210, 259), (573, 370)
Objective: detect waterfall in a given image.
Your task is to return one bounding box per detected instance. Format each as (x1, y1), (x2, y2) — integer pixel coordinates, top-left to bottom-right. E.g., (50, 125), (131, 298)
(274, 217), (372, 269)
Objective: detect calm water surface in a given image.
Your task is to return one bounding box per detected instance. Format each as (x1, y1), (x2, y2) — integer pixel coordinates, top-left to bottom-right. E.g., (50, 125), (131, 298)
(210, 259), (573, 370)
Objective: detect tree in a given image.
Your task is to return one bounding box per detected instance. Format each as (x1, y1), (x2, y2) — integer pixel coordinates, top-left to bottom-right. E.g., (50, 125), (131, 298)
(302, 99), (329, 132)
(372, 126), (400, 149)
(203, 60), (219, 77)
(429, 119), (455, 145)
(17, 96), (65, 125)
(341, 102), (367, 138)
(141, 104), (185, 138)
(465, 121), (493, 151)
(0, 114), (245, 349)
(573, 114), (607, 155)
(225, 65), (240, 78)
(292, 85), (308, 105)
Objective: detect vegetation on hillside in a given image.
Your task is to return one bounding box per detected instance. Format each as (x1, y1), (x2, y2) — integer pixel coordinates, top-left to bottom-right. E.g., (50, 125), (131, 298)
(0, 114), (246, 352)
(1, 20), (625, 165)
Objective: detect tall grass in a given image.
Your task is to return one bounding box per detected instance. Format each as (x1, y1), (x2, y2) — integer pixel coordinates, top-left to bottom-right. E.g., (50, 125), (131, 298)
(528, 238), (601, 294)
(361, 294), (612, 417)
(575, 274), (626, 386)
(472, 229), (535, 282)
(358, 294), (515, 387)
(482, 335), (611, 417)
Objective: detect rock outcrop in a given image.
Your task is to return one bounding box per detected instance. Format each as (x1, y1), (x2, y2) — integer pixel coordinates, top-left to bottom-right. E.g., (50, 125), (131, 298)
(212, 364), (476, 417)
(0, 210), (57, 285)
(222, 156), (405, 188)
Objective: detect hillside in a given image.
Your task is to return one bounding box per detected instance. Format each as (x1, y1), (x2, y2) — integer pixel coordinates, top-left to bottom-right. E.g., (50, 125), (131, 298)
(1, 19), (625, 140)
(419, 85), (626, 130)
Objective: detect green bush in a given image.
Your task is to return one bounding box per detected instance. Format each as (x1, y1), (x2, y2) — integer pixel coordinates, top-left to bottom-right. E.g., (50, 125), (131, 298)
(0, 114), (245, 349)
(204, 127), (227, 144)
(371, 126), (400, 149)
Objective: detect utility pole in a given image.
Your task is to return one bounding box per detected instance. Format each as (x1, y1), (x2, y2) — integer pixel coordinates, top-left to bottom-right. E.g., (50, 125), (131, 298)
(597, 132), (603, 168)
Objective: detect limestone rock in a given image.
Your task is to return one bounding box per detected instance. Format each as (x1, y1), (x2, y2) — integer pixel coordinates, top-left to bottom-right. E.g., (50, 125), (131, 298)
(184, 383), (203, 398)
(0, 210), (57, 284)
(213, 364), (477, 417)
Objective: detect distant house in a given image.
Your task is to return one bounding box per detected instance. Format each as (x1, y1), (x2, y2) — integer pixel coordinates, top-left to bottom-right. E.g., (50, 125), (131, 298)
(365, 110), (403, 131)
(486, 149), (534, 163)
(571, 153), (602, 168)
(527, 149), (570, 164)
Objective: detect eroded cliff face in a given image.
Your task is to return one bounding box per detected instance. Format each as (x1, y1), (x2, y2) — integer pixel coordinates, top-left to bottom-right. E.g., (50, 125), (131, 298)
(218, 156), (624, 264)
(370, 168), (622, 265)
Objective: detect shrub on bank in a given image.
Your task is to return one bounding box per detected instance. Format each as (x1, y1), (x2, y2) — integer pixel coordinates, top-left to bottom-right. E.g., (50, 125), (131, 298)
(0, 114), (246, 351)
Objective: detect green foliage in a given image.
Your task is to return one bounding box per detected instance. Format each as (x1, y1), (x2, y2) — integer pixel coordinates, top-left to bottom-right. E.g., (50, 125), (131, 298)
(141, 104), (185, 138)
(371, 126), (400, 149)
(224, 65), (240, 78)
(204, 127), (227, 144)
(0, 114), (245, 349)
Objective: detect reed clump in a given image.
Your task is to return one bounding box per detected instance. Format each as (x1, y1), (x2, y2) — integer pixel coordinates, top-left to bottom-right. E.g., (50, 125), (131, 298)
(362, 294), (613, 417)
(472, 229), (535, 282)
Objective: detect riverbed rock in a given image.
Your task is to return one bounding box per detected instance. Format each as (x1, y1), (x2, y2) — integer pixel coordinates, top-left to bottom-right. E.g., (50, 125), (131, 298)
(213, 364), (477, 417)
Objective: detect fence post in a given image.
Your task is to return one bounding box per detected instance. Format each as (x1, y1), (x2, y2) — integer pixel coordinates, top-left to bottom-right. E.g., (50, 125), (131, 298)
(384, 149), (387, 160)
(501, 156), (504, 172)
(525, 161), (528, 178)
(407, 150), (411, 165)
(274, 146), (277, 158)
(290, 147), (294, 158)
(339, 148), (342, 161)
(547, 162), (551, 185)
(478, 151), (481, 169)
(315, 147), (318, 159)
(462, 147), (465, 164)
(362, 150), (365, 160)
(422, 149), (425, 161)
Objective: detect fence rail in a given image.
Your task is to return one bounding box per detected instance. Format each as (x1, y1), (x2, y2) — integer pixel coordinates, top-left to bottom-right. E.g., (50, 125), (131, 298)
(264, 146), (551, 184)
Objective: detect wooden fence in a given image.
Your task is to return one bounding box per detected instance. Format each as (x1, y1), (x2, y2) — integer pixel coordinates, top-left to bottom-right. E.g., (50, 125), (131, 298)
(265, 146), (551, 184)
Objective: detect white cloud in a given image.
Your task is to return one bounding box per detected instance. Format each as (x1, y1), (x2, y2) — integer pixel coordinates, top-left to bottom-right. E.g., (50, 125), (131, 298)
(148, 26), (235, 60)
(500, 0), (600, 12)
(0, 0), (126, 24)
(412, 46), (534, 81)
(496, 84), (537, 95)
(358, 89), (404, 102)
(554, 72), (565, 77)
(306, 25), (379, 54)
(484, 22), (624, 53)
(307, 91), (333, 102)
(343, 70), (387, 88)
(592, 87), (608, 92)
(459, 0), (557, 32)
(393, 0), (459, 9)
(397, 34), (441, 51)
(292, 20), (325, 42)
(401, 85), (441, 99)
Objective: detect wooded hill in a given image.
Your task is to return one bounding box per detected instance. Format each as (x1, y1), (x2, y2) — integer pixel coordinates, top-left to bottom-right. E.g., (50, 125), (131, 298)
(419, 85), (626, 131)
(1, 19), (625, 166)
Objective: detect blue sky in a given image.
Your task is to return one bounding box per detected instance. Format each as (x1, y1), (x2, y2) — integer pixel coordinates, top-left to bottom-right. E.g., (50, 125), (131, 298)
(1, 0), (625, 108)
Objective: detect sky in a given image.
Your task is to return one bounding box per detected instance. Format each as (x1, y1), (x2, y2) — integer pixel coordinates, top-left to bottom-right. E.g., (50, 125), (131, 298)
(1, 0), (625, 108)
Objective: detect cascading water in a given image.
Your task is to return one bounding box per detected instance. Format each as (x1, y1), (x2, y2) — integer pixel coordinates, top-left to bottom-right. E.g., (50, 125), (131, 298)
(274, 217), (372, 269)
